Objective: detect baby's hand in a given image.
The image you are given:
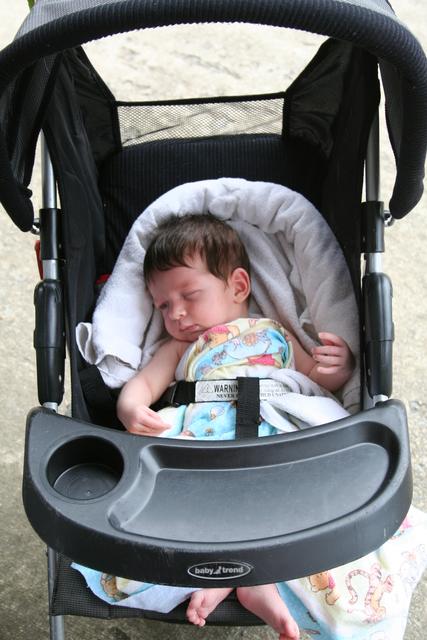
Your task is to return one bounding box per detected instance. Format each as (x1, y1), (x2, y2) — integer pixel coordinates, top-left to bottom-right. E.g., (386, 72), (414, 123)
(312, 332), (354, 377)
(121, 404), (171, 436)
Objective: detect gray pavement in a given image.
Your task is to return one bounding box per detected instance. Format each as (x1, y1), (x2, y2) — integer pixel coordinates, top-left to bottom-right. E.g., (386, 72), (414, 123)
(0, 2), (426, 639)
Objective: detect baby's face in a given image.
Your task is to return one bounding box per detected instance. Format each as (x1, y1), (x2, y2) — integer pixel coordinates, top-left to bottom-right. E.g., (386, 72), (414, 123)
(148, 255), (247, 342)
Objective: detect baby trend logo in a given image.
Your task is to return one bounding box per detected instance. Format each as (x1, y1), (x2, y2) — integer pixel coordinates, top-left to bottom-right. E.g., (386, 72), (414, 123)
(187, 561), (253, 580)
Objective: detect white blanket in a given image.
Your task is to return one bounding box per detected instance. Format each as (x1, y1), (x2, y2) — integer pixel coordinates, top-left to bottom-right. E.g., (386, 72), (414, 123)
(76, 178), (360, 411)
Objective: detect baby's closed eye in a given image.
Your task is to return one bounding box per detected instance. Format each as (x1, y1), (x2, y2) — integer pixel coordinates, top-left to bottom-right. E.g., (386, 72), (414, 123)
(184, 290), (201, 300)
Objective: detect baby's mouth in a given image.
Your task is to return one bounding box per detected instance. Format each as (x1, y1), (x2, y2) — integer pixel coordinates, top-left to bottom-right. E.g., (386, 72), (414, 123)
(180, 324), (201, 335)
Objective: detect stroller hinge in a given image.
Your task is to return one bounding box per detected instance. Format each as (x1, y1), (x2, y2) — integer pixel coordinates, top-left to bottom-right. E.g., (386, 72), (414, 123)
(361, 201), (385, 253)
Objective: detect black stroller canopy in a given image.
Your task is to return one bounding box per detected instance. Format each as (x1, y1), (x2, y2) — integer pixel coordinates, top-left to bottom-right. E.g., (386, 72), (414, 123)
(0, 0), (426, 231)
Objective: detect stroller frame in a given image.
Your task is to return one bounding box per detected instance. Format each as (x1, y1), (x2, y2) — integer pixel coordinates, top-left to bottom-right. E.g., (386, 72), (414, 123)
(1, 0), (426, 637)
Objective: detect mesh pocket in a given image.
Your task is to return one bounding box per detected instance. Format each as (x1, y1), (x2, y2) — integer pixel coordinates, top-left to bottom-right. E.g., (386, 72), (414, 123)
(116, 93), (285, 146)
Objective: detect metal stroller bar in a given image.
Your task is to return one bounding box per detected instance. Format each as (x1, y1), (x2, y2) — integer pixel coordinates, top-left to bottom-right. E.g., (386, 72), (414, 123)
(364, 112), (381, 410)
(365, 113), (380, 212)
(39, 136), (66, 640)
(41, 135), (59, 281)
(47, 548), (65, 640)
(34, 134), (65, 410)
(362, 113), (393, 404)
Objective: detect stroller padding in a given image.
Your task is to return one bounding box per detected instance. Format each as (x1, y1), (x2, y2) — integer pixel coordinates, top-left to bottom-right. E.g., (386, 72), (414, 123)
(24, 401), (411, 587)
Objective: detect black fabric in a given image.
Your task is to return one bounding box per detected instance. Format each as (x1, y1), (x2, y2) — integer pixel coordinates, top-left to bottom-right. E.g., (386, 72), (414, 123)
(65, 47), (121, 168)
(51, 554), (263, 625)
(157, 381), (196, 408)
(79, 365), (122, 428)
(235, 378), (260, 439)
(318, 47), (379, 294)
(14, 0), (400, 37)
(42, 57), (109, 422)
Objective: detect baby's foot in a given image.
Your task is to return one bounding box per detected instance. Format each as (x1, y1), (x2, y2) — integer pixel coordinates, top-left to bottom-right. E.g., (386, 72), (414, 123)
(186, 587), (233, 627)
(237, 584), (300, 639)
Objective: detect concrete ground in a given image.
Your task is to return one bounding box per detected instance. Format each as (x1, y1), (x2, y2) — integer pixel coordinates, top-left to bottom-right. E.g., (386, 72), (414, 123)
(0, 1), (425, 639)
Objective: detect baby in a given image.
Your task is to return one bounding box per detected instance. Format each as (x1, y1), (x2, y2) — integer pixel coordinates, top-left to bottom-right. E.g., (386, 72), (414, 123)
(117, 213), (354, 639)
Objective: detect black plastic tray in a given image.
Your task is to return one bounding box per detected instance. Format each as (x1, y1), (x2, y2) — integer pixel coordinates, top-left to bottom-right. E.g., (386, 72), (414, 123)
(23, 400), (412, 587)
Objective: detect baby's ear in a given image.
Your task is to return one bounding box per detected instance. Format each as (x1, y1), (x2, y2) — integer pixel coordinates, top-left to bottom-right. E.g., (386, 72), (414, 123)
(230, 267), (251, 302)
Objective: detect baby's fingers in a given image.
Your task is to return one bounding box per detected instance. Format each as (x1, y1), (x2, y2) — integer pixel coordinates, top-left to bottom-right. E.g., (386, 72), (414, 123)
(313, 353), (343, 365)
(315, 365), (342, 375)
(312, 345), (345, 358)
(129, 422), (170, 436)
(131, 408), (171, 435)
(318, 332), (346, 347)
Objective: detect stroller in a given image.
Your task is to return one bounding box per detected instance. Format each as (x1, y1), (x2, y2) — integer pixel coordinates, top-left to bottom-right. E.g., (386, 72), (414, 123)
(0, 0), (426, 638)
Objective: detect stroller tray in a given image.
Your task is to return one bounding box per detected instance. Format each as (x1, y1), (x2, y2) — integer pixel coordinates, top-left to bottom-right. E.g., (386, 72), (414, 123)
(23, 401), (411, 586)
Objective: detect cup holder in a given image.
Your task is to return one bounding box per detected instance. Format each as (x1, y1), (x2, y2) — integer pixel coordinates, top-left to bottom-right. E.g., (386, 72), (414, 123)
(47, 436), (124, 500)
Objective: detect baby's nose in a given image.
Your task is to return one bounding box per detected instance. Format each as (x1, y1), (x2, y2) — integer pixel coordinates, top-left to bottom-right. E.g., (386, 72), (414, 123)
(169, 302), (186, 320)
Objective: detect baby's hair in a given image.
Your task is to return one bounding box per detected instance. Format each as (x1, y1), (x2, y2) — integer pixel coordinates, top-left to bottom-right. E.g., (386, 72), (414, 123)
(144, 213), (250, 284)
